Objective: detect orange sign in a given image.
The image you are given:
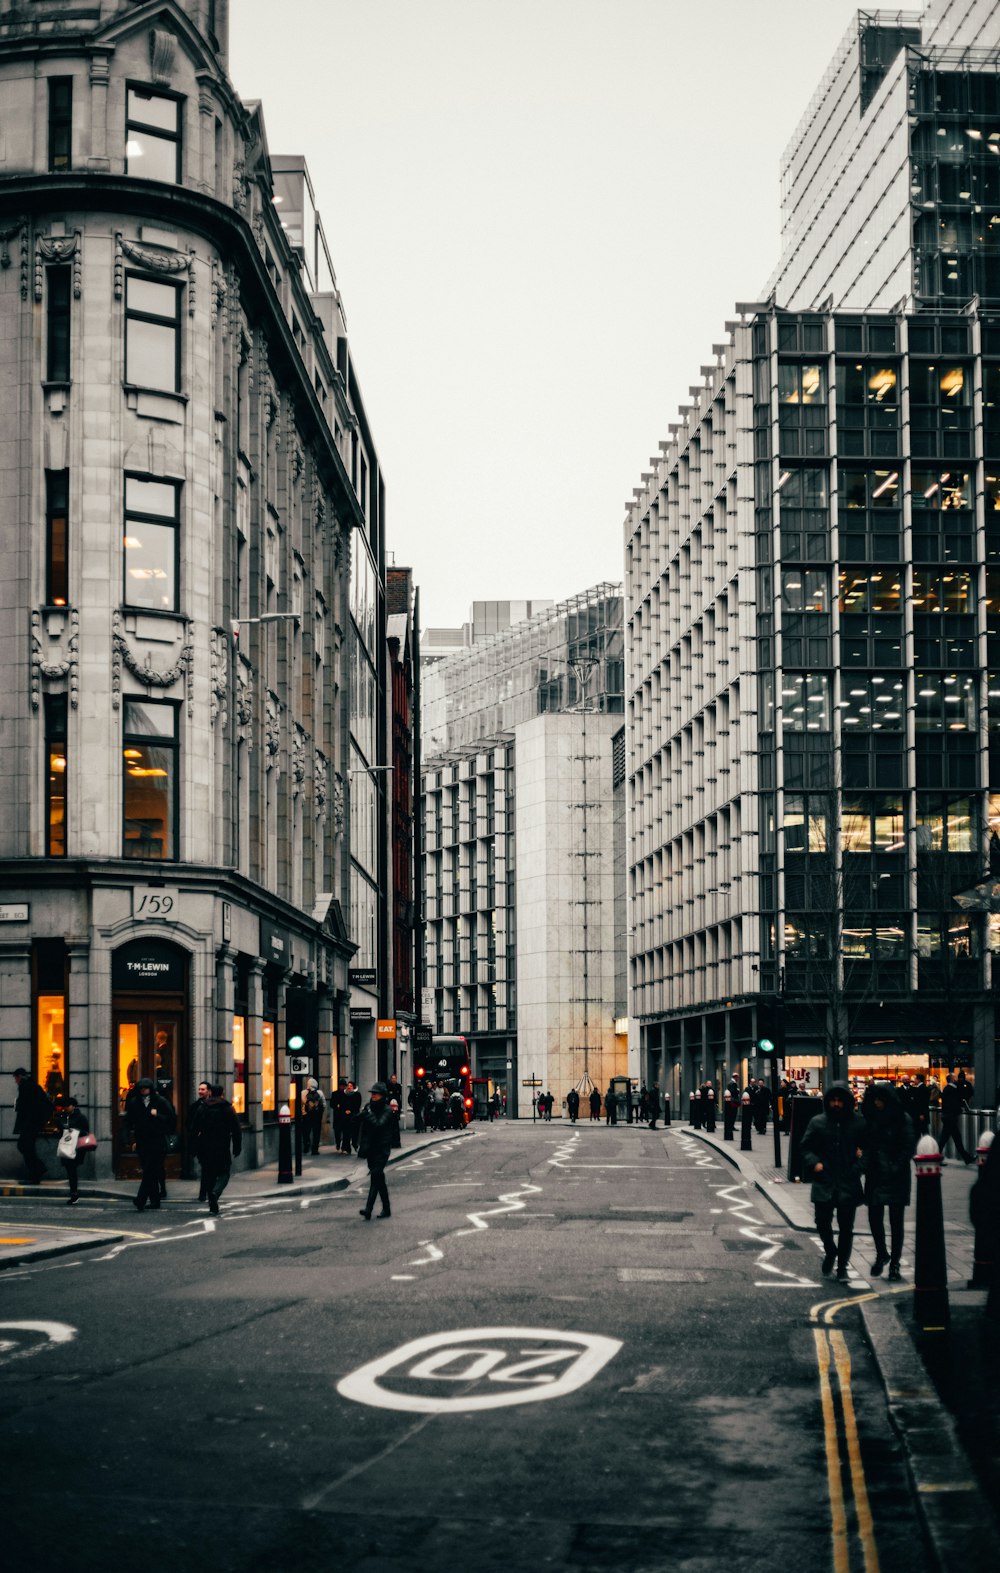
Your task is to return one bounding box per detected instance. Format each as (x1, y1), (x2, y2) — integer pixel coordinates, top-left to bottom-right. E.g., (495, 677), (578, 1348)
(376, 1018), (397, 1038)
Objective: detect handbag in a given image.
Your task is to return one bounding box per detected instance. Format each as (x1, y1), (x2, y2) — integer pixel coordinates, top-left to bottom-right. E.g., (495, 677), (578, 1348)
(57, 1126), (80, 1160)
(76, 1132), (97, 1153)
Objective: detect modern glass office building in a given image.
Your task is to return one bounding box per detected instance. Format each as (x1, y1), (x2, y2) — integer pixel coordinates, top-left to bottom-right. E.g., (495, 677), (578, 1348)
(626, 1), (1000, 1107)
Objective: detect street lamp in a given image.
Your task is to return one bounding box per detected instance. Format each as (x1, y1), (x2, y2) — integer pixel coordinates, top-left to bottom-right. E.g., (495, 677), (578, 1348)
(230, 612), (301, 641)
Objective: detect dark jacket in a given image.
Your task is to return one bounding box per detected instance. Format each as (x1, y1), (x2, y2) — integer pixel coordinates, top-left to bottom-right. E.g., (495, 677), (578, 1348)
(57, 1105), (90, 1160)
(358, 1102), (394, 1168)
(566, 1090), (580, 1115)
(14, 1077), (54, 1137)
(800, 1082), (866, 1206)
(861, 1084), (916, 1206)
(647, 1086), (661, 1115)
(194, 1096), (242, 1167)
(124, 1088), (176, 1153)
(940, 1081), (964, 1119)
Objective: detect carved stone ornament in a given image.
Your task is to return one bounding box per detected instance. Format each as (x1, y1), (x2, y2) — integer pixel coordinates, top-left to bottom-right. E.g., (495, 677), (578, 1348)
(30, 608), (80, 710)
(149, 28), (177, 84)
(0, 219), (30, 299)
(34, 232), (82, 301)
(210, 628), (229, 729)
(112, 610), (193, 716)
(236, 659), (254, 749)
(330, 772), (345, 838)
(314, 751), (328, 816)
(114, 234), (193, 303)
(265, 690), (281, 771)
(291, 726), (307, 795)
(211, 259), (226, 329)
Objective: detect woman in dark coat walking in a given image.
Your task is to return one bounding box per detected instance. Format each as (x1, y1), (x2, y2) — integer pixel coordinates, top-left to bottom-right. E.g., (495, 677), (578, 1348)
(57, 1097), (90, 1204)
(358, 1083), (394, 1220)
(801, 1081), (866, 1282)
(861, 1082), (916, 1280)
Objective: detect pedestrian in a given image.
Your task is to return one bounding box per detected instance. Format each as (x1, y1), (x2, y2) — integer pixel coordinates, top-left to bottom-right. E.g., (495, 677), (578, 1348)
(386, 1071), (404, 1116)
(56, 1096), (90, 1205)
(491, 1088), (502, 1121)
(647, 1082), (662, 1131)
(188, 1080), (211, 1200)
(703, 1081), (717, 1133)
(753, 1078), (771, 1136)
(432, 1080), (446, 1130)
(358, 1081), (393, 1220)
(566, 1087), (580, 1124)
(589, 1087), (601, 1121)
(123, 1076), (174, 1212)
(939, 1074), (973, 1164)
(12, 1067), (54, 1185)
(910, 1072), (930, 1138)
(543, 1088), (553, 1121)
(969, 1134), (1000, 1320)
(342, 1081), (362, 1151)
(193, 1083), (243, 1213)
(303, 1078), (325, 1155)
(861, 1082), (916, 1281)
(605, 1083), (617, 1125)
(449, 1086), (466, 1127)
(800, 1082), (866, 1282)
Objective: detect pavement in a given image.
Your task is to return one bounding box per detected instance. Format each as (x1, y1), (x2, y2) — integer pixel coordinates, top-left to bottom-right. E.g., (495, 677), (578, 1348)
(0, 1124), (469, 1269)
(682, 1113), (1000, 1571)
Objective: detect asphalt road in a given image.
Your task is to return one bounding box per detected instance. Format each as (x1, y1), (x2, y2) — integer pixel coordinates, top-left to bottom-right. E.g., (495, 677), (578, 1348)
(1, 1122), (929, 1573)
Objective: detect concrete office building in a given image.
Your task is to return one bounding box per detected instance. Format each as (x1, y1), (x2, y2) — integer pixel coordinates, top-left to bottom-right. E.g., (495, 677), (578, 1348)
(626, 0), (1000, 1108)
(421, 585), (626, 1113)
(0, 0), (392, 1178)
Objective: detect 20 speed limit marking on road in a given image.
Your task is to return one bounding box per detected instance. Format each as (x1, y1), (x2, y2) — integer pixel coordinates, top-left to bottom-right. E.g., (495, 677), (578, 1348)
(337, 1327), (621, 1414)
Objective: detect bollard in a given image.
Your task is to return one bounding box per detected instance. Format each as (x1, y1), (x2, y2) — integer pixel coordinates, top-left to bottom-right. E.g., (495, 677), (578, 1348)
(740, 1091), (753, 1151)
(914, 1134), (949, 1333)
(969, 1129), (995, 1290)
(663, 1093), (671, 1127)
(692, 1089), (703, 1130)
(704, 1087), (716, 1133)
(277, 1102), (294, 1184)
(722, 1090), (735, 1142)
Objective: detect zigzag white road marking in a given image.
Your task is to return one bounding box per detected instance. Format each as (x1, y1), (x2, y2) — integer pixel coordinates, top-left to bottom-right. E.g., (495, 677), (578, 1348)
(676, 1136), (816, 1289)
(407, 1240), (444, 1266)
(454, 1182), (544, 1236)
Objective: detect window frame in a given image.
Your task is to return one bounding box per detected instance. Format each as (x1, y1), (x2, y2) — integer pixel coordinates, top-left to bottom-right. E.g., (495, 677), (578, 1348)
(124, 271), (182, 393)
(123, 471), (181, 613)
(46, 265), (72, 384)
(45, 468), (69, 607)
(44, 692), (68, 858)
(122, 696), (179, 862)
(125, 82), (183, 184)
(47, 76), (73, 172)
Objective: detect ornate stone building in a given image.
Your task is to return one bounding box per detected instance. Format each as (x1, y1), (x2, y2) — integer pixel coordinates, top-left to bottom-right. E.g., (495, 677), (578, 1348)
(0, 0), (390, 1176)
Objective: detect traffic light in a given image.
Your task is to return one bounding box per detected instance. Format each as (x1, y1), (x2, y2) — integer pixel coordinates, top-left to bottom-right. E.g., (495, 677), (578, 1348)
(756, 995), (784, 1055)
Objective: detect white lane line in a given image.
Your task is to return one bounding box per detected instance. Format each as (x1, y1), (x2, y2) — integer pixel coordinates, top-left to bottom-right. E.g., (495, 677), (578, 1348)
(407, 1240), (444, 1266)
(455, 1182), (543, 1236)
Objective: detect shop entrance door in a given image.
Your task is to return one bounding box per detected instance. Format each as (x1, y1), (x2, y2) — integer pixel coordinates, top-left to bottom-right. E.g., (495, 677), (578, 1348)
(113, 1010), (186, 1178)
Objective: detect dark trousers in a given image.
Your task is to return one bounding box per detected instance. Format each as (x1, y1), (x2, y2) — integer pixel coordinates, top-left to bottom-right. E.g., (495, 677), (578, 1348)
(136, 1149), (164, 1209)
(939, 1117), (970, 1163)
(17, 1132), (45, 1184)
(60, 1156), (81, 1197)
(304, 1114), (322, 1155)
(815, 1199), (857, 1270)
(364, 1164), (390, 1217)
(868, 1200), (906, 1264)
(202, 1163), (232, 1201)
(332, 1114), (345, 1150)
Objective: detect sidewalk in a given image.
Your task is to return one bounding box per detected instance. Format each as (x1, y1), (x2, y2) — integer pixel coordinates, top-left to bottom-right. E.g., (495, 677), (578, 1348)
(0, 1126), (469, 1269)
(685, 1118), (1000, 1568)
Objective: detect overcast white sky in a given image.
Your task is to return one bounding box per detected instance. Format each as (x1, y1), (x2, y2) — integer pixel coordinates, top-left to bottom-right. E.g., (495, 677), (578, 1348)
(229, 0), (864, 629)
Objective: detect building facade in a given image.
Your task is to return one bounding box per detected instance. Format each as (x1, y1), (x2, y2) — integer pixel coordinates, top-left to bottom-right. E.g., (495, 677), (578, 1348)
(421, 585), (627, 1113)
(626, 0), (1000, 1109)
(0, 0), (392, 1177)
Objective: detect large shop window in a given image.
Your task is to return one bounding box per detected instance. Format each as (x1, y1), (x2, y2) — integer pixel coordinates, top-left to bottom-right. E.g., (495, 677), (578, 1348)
(123, 698), (177, 860)
(34, 940), (67, 1102)
(123, 474), (180, 611)
(232, 1015), (247, 1116)
(44, 693), (67, 856)
(125, 86), (182, 183)
(261, 1020), (276, 1113)
(125, 274), (181, 392)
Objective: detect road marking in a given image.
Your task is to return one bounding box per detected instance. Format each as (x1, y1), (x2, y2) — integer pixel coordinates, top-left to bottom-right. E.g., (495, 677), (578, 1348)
(391, 1274), (415, 1281)
(0, 1237), (35, 1245)
(455, 1182), (542, 1236)
(336, 1327), (622, 1415)
(0, 1319), (76, 1368)
(815, 1329), (850, 1573)
(407, 1240), (444, 1266)
(830, 1330), (879, 1572)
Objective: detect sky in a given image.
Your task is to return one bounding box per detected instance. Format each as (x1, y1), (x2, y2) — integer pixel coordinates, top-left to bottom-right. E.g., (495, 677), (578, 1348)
(228, 0), (865, 629)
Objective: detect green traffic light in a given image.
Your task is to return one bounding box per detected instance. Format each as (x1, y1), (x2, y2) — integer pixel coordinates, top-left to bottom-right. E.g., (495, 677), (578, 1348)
(758, 1038), (775, 1053)
(288, 1034), (305, 1050)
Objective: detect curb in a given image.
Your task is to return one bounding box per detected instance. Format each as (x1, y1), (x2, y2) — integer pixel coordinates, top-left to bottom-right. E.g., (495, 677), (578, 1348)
(0, 1128), (470, 1208)
(859, 1296), (1000, 1568)
(0, 1232), (126, 1271)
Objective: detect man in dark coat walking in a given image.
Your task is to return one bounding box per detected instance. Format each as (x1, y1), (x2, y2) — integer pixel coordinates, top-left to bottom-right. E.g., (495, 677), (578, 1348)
(861, 1082), (916, 1279)
(358, 1082), (394, 1220)
(188, 1080), (211, 1200)
(194, 1084), (242, 1213)
(341, 1082), (362, 1153)
(589, 1087), (602, 1121)
(12, 1068), (53, 1184)
(647, 1083), (662, 1131)
(939, 1074), (973, 1164)
(801, 1081), (866, 1282)
(566, 1088), (580, 1124)
(123, 1077), (175, 1211)
(752, 1079), (772, 1136)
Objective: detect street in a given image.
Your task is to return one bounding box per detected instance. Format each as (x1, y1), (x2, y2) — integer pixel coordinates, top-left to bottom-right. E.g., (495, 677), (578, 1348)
(2, 1122), (927, 1573)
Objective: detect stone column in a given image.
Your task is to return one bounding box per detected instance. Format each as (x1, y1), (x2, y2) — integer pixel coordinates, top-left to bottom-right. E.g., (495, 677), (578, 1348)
(88, 54), (111, 172)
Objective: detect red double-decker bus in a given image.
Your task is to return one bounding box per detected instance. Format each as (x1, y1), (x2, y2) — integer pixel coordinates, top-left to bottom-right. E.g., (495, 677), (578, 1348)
(413, 1034), (474, 1125)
